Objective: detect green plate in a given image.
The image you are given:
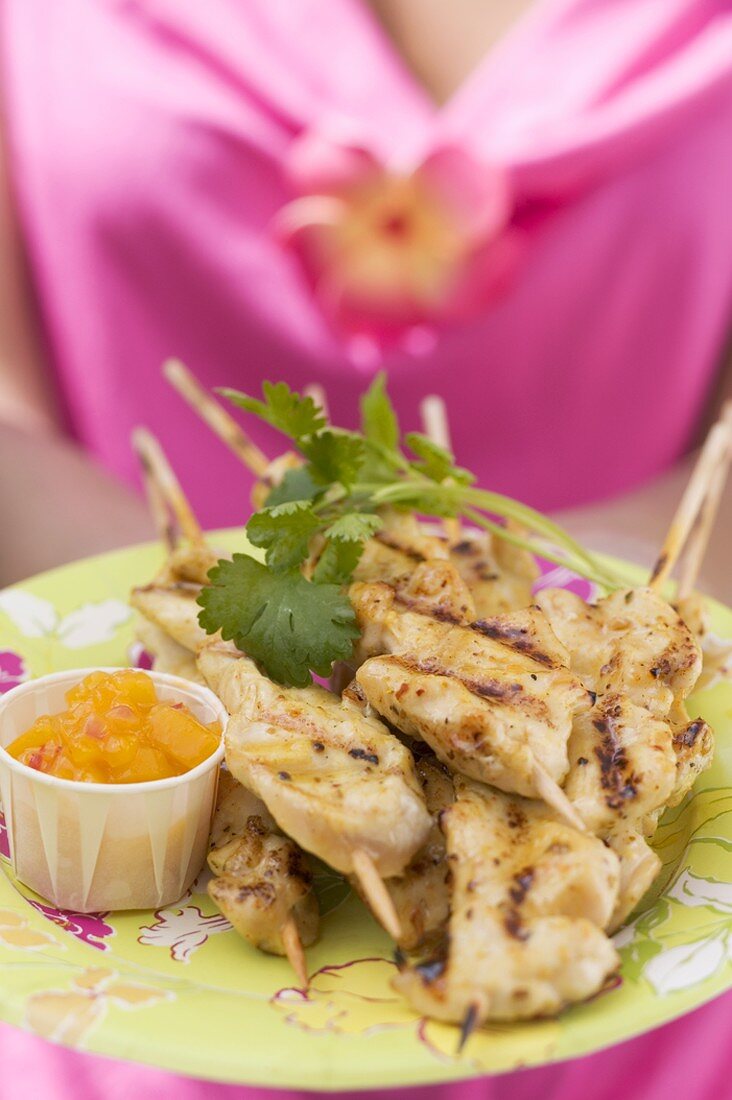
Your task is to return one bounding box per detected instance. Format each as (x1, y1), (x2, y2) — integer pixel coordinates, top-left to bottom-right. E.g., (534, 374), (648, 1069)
(0, 533), (731, 1091)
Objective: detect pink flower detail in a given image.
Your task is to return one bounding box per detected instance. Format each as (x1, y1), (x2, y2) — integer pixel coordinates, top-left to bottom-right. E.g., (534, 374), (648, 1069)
(0, 650), (29, 694)
(276, 134), (523, 346)
(0, 813), (10, 860)
(127, 641), (154, 671)
(28, 901), (115, 952)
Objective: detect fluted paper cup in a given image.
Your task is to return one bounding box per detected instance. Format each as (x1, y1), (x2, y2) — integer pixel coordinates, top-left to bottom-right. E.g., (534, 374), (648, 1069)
(0, 668), (226, 912)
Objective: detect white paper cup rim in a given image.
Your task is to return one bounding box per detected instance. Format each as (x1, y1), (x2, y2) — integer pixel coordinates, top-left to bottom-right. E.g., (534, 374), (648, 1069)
(0, 667), (226, 794)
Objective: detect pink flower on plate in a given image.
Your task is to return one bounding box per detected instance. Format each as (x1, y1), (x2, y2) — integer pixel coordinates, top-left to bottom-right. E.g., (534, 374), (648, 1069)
(0, 650), (29, 694)
(28, 902), (115, 952)
(276, 134), (522, 347)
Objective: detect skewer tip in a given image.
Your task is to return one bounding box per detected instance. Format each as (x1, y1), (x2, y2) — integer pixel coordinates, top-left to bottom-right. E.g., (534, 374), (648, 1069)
(457, 1002), (481, 1053)
(533, 763), (587, 833)
(351, 848), (403, 941)
(281, 914), (308, 989)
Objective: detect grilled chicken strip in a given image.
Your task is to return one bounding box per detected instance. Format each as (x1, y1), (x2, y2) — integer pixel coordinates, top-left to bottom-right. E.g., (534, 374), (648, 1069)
(135, 617), (206, 684)
(131, 581), (210, 653)
(605, 826), (661, 932)
(208, 772), (319, 957)
(536, 586), (712, 803)
(198, 645), (431, 879)
(351, 581), (591, 797)
(394, 777), (620, 1024)
(449, 528), (539, 617)
(564, 692), (677, 837)
(676, 593), (732, 690)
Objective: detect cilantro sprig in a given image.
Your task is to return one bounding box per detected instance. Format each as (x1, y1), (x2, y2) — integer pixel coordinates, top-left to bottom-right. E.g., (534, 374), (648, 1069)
(198, 375), (621, 685)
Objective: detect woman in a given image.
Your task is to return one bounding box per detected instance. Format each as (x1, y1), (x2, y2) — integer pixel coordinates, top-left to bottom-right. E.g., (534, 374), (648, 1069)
(0, 1), (731, 1097)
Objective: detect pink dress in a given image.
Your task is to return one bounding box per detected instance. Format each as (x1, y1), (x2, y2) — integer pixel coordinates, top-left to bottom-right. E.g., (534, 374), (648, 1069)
(1, 0), (732, 1096)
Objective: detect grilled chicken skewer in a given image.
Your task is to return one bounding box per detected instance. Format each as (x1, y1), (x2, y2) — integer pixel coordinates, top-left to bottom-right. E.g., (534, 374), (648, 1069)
(536, 584), (711, 927)
(394, 776), (620, 1030)
(198, 643), (432, 940)
(536, 585), (712, 808)
(208, 771), (318, 987)
(131, 429), (318, 980)
(350, 576), (591, 826)
(534, 410), (729, 926)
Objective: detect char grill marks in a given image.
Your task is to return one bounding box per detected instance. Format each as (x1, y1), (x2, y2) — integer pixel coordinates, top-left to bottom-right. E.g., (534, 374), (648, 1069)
(393, 777), (620, 1024)
(448, 528), (539, 618)
(206, 772), (319, 957)
(198, 645), (431, 880)
(351, 581), (591, 798)
(537, 586), (711, 810)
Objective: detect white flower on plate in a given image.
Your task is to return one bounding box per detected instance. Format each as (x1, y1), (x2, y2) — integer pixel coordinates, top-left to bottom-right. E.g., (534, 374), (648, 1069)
(137, 905), (231, 963)
(0, 592), (131, 649)
(667, 869), (732, 915)
(644, 933), (729, 996)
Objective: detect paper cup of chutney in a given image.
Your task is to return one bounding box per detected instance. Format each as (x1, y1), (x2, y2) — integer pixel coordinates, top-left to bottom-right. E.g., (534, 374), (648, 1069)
(0, 668), (226, 912)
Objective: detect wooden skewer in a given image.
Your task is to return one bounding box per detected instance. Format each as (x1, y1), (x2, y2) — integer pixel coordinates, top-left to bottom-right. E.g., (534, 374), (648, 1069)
(676, 401), (732, 600)
(131, 428), (204, 546)
(420, 395), (462, 544)
(649, 409), (732, 594)
(533, 763), (587, 833)
(134, 433), (177, 553)
(163, 359), (270, 477)
(281, 914), (308, 988)
(304, 382), (329, 420)
(351, 848), (402, 940)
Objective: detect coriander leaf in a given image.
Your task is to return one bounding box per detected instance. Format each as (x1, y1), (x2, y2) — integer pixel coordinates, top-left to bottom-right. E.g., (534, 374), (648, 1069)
(198, 554), (359, 686)
(405, 432), (474, 486)
(220, 381), (326, 441)
(360, 371), (398, 450)
(246, 501), (321, 572)
(325, 513), (382, 542)
(301, 431), (365, 487)
(312, 539), (364, 585)
(266, 466), (322, 506)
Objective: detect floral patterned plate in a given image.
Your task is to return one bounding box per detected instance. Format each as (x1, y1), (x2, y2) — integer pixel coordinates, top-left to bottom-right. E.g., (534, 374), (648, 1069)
(0, 533), (731, 1091)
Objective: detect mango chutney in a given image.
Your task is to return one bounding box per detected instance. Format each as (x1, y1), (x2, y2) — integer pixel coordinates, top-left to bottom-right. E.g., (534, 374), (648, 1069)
(6, 670), (221, 784)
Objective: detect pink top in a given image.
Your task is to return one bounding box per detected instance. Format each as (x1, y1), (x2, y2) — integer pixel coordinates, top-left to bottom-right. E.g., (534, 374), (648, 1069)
(4, 0), (732, 529)
(2, 1), (732, 1098)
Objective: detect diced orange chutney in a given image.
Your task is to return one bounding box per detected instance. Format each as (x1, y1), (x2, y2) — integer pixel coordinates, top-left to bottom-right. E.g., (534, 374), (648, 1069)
(6, 671), (221, 784)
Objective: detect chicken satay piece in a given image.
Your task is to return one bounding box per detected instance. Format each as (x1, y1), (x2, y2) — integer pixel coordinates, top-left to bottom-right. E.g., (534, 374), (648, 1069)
(604, 826), (661, 932)
(352, 754), (453, 951)
(676, 593), (732, 691)
(331, 559), (477, 694)
(668, 715), (714, 808)
(536, 586), (711, 805)
(536, 586), (702, 721)
(209, 772), (319, 979)
(564, 693), (677, 837)
(449, 528), (539, 617)
(351, 582), (591, 799)
(131, 581), (211, 653)
(159, 542), (223, 586)
(394, 777), (620, 1025)
(198, 645), (432, 897)
(207, 757), (319, 986)
(135, 618), (206, 684)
